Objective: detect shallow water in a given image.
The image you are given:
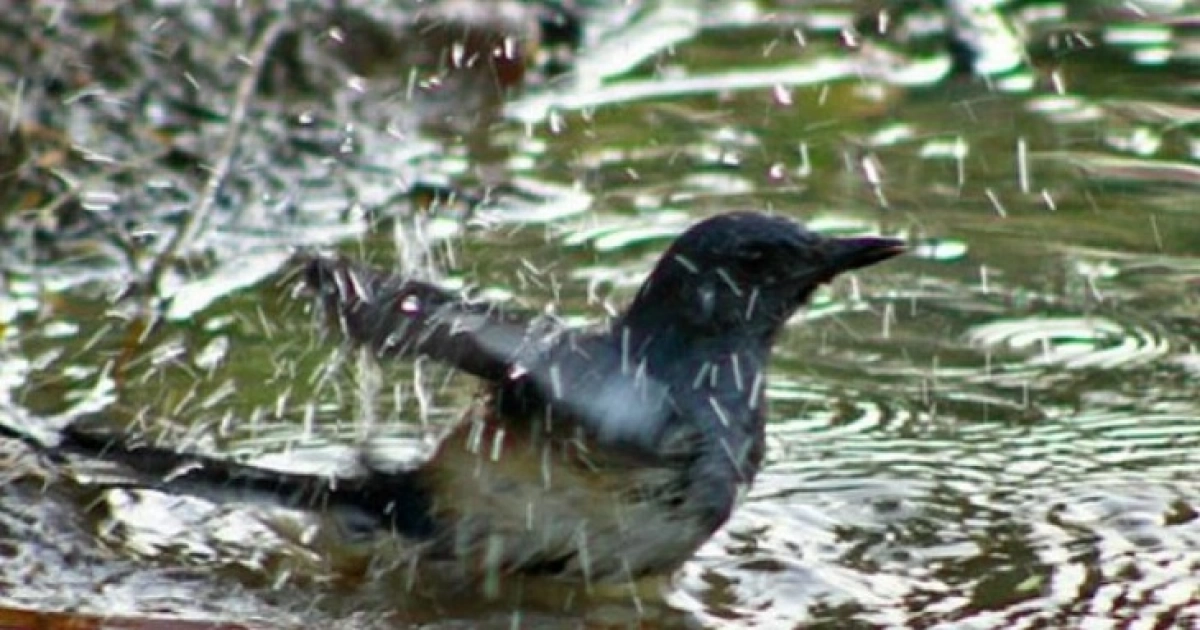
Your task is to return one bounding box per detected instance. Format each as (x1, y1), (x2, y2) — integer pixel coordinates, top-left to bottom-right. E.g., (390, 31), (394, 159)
(2, 1), (1199, 628)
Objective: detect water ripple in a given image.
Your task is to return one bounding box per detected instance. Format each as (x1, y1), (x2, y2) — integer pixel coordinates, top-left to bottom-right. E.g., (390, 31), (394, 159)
(966, 316), (1171, 371)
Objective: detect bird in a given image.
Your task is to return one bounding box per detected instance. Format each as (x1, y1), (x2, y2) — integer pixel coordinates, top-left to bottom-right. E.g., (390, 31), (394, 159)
(0, 211), (904, 592)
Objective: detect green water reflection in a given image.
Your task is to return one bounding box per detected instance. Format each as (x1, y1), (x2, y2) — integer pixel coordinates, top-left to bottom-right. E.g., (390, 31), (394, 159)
(2, 1), (1198, 628)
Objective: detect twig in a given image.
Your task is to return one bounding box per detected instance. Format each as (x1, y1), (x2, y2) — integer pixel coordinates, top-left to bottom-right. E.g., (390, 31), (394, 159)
(142, 13), (289, 296)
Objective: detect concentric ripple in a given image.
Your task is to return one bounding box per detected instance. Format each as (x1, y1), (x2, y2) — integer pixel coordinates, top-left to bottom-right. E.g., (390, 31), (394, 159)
(685, 380), (1200, 628)
(965, 316), (1171, 371)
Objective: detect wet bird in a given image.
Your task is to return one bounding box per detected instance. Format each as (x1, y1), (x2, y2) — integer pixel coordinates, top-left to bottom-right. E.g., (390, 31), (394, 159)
(0, 212), (903, 589)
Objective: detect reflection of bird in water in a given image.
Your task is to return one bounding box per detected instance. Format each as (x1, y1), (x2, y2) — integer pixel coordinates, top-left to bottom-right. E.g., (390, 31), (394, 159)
(1, 212), (903, 592)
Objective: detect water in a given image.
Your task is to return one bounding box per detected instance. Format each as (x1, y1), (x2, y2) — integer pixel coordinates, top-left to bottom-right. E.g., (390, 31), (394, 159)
(2, 1), (1199, 627)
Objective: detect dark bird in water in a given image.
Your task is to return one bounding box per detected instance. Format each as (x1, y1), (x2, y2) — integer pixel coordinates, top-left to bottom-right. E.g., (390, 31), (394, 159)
(0, 212), (903, 589)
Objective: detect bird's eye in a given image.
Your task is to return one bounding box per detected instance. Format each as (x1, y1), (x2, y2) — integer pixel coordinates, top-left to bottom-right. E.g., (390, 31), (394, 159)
(733, 247), (767, 274)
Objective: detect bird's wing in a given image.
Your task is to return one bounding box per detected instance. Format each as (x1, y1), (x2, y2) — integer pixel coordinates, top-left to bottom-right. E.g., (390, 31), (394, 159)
(302, 256), (676, 455)
(301, 254), (537, 382)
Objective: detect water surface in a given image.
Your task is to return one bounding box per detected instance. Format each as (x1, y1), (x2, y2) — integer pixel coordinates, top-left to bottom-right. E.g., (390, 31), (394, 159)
(2, 1), (1199, 628)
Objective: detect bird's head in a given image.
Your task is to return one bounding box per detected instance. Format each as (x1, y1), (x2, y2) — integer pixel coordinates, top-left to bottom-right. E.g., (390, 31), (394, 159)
(621, 212), (905, 341)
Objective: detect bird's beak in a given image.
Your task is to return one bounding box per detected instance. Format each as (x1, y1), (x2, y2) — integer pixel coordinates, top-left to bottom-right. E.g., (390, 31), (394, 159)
(826, 236), (907, 273)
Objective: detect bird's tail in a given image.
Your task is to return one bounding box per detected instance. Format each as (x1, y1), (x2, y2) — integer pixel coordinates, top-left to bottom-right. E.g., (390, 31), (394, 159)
(0, 420), (437, 540)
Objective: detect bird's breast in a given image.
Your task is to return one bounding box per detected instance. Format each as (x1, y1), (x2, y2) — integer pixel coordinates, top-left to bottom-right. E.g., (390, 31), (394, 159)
(418, 407), (718, 584)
